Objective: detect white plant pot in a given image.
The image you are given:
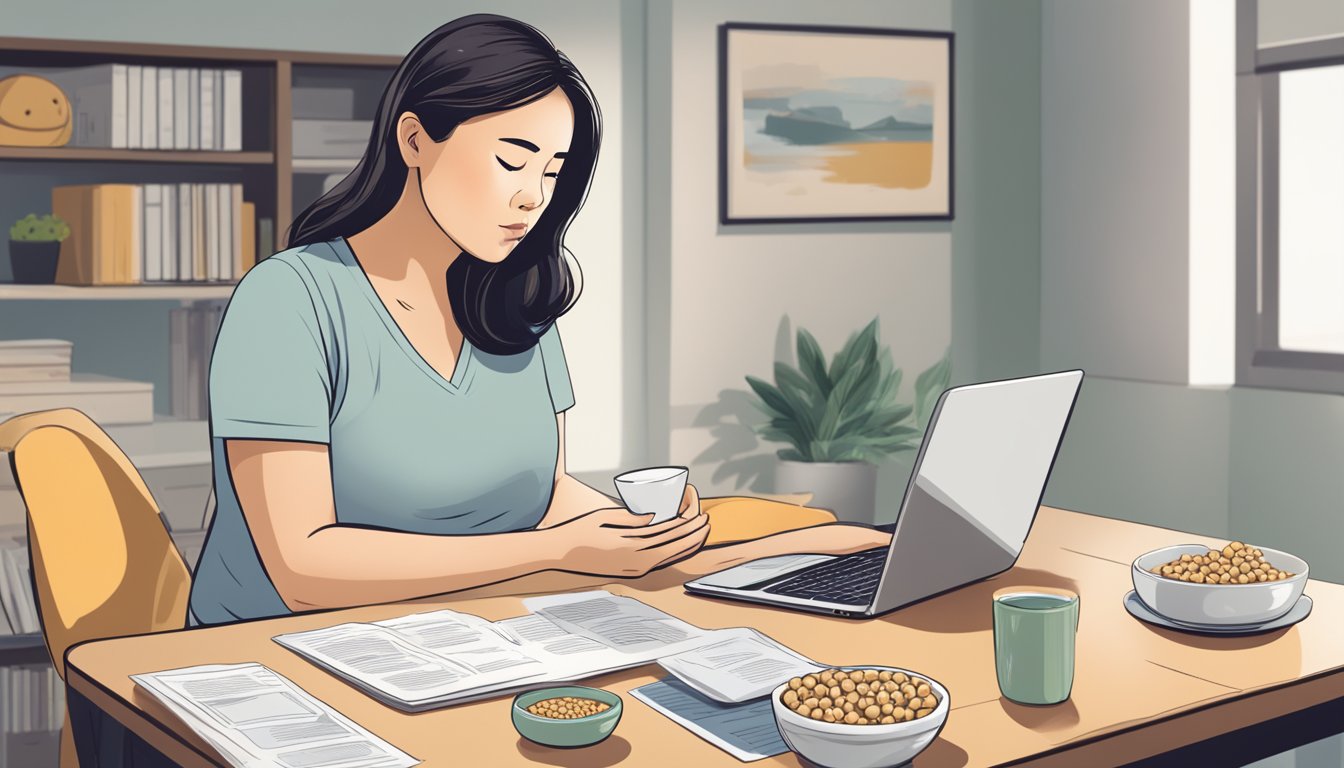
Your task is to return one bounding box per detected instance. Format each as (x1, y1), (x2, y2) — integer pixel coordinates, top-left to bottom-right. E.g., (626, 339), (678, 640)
(774, 459), (878, 525)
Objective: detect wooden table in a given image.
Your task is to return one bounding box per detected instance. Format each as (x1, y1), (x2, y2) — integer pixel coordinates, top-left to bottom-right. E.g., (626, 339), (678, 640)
(65, 506), (1344, 767)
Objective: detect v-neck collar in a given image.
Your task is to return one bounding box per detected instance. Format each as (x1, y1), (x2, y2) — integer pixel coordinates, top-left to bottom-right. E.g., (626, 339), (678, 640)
(334, 236), (473, 393)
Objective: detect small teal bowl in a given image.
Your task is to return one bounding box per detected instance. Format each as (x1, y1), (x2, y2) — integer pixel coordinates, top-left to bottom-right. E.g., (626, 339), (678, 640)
(511, 686), (623, 748)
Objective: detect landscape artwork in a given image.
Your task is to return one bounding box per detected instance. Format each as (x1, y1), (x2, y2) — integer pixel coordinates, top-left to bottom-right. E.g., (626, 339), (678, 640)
(719, 24), (953, 223)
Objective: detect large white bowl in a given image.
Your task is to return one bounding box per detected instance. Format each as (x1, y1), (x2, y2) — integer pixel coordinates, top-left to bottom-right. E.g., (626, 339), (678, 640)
(1132, 544), (1308, 626)
(771, 666), (949, 768)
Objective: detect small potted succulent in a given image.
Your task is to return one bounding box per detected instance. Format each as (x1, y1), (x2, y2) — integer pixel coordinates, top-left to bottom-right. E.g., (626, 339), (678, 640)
(8, 213), (70, 284)
(746, 318), (951, 524)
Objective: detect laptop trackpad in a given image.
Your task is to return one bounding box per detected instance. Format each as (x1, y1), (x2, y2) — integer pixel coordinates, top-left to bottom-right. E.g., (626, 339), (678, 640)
(693, 554), (838, 589)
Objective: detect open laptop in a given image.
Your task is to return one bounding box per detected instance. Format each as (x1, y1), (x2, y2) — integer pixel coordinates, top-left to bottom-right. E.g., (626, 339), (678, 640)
(684, 369), (1085, 619)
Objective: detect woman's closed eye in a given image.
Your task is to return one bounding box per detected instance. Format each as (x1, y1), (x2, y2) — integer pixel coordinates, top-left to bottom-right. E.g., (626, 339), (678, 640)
(496, 156), (561, 179)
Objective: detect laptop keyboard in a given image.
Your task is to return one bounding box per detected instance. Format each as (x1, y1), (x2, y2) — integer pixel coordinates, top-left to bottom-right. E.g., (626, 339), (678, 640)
(760, 548), (887, 605)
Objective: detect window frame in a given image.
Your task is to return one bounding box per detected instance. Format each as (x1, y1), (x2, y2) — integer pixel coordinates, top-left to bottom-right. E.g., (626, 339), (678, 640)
(1236, 0), (1344, 394)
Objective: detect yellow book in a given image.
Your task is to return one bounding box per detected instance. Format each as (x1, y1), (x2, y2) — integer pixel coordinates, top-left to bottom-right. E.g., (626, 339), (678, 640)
(239, 201), (255, 278)
(96, 184), (136, 285)
(52, 184), (136, 285)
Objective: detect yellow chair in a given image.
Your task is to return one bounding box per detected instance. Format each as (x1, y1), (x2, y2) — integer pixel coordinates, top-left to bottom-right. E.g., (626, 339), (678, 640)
(0, 408), (191, 768)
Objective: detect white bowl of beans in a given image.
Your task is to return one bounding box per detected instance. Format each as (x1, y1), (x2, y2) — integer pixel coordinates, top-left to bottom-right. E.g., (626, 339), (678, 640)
(771, 666), (949, 768)
(1132, 543), (1308, 626)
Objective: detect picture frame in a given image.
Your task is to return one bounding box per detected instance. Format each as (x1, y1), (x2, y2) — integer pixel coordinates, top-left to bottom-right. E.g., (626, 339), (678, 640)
(718, 22), (955, 224)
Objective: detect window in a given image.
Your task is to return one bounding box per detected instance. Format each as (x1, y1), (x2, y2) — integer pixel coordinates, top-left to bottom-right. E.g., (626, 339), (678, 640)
(1237, 0), (1344, 392)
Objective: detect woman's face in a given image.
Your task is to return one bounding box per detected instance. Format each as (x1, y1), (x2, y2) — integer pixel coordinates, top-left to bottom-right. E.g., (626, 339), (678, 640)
(404, 88), (574, 263)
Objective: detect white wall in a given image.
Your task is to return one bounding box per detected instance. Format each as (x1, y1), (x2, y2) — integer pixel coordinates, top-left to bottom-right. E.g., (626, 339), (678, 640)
(0, 0), (637, 473)
(1038, 0), (1344, 590)
(1041, 0), (1192, 385)
(653, 0), (956, 515)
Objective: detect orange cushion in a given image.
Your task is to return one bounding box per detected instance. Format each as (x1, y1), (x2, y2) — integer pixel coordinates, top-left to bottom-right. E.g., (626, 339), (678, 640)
(701, 496), (837, 546)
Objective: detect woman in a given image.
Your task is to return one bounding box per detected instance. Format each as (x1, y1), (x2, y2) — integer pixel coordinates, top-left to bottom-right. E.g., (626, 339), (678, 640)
(189, 14), (888, 626)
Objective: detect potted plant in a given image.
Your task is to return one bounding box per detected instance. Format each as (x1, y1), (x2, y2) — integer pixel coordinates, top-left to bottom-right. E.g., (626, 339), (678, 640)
(746, 318), (950, 524)
(8, 213), (70, 284)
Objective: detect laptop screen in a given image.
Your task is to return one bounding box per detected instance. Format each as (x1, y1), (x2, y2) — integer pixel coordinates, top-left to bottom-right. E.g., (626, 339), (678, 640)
(868, 370), (1083, 614)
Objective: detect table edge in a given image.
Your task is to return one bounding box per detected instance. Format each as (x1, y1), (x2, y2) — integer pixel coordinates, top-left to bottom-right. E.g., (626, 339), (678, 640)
(66, 655), (224, 768)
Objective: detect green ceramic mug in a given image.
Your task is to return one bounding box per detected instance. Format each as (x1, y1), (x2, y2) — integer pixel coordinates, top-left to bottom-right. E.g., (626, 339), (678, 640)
(992, 586), (1079, 705)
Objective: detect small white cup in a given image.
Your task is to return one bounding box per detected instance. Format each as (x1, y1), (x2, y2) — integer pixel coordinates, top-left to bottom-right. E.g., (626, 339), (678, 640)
(613, 466), (689, 525)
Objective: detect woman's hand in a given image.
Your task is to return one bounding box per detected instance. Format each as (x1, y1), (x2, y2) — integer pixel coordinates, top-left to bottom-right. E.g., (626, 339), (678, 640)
(545, 488), (710, 577)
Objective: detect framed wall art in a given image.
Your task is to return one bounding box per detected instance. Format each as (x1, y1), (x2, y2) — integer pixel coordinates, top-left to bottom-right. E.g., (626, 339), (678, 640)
(719, 22), (954, 224)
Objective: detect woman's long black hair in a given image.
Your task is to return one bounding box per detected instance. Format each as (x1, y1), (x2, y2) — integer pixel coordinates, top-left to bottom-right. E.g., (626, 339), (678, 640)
(286, 14), (599, 355)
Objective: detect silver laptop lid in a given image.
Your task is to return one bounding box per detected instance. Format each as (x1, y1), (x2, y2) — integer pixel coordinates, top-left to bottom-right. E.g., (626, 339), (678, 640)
(867, 370), (1084, 615)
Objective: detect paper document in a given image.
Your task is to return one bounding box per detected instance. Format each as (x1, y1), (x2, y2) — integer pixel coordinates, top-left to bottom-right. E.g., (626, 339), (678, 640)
(278, 591), (821, 712)
(630, 677), (788, 762)
(274, 612), (549, 709)
(658, 629), (824, 703)
(523, 590), (711, 656)
(131, 662), (417, 768)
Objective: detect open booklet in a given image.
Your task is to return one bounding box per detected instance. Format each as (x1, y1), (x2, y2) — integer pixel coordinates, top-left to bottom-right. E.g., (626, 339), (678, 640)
(273, 590), (825, 712)
(131, 662), (418, 768)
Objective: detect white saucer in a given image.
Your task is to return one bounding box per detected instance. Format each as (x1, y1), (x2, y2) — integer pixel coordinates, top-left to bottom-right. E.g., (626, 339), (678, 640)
(1123, 590), (1312, 635)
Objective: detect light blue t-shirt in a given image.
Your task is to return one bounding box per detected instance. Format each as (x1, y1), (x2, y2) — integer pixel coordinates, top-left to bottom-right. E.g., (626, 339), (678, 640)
(188, 237), (575, 626)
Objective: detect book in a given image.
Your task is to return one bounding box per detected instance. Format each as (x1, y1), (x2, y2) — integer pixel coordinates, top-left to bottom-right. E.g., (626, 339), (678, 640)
(163, 184), (178, 281)
(205, 184), (219, 282)
(276, 590), (822, 712)
(239, 201), (255, 277)
(188, 68), (200, 151)
(258, 218), (273, 259)
(52, 184), (138, 286)
(292, 87), (355, 120)
(200, 68), (214, 151)
(173, 68), (190, 150)
(222, 184), (235, 281)
(145, 184), (163, 283)
(0, 339), (73, 381)
(222, 70), (242, 151)
(177, 182), (192, 281)
(128, 184), (142, 285)
(192, 184), (205, 281)
(45, 64), (127, 148)
(127, 64), (141, 150)
(214, 71), (225, 153)
(0, 545), (37, 635)
(0, 374), (153, 425)
(170, 308), (191, 417)
(0, 339), (73, 360)
(157, 67), (174, 149)
(292, 119), (372, 158)
(141, 65), (158, 149)
(0, 367), (68, 383)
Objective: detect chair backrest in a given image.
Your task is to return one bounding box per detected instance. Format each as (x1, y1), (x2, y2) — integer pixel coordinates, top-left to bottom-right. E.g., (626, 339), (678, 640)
(0, 408), (191, 679)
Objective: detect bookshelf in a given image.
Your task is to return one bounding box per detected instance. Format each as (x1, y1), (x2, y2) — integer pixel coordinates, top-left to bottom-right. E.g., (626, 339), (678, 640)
(0, 37), (398, 763)
(0, 284), (237, 300)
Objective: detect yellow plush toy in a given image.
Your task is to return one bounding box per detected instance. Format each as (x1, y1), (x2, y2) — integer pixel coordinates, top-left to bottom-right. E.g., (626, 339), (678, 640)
(0, 74), (72, 147)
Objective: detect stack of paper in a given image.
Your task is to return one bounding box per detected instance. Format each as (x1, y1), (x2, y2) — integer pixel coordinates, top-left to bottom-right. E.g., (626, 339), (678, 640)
(131, 662), (417, 768)
(275, 591), (825, 712)
(0, 340), (72, 384)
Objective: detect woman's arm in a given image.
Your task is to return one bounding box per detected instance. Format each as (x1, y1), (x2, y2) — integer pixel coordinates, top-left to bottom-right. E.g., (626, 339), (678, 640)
(227, 440), (568, 611)
(226, 438), (708, 612)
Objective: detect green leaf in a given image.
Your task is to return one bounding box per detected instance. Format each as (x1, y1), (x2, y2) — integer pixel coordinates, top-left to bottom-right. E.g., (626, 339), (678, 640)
(915, 349), (953, 428)
(774, 363), (819, 404)
(795, 329), (831, 397)
(827, 319), (877, 383)
(745, 375), (791, 418)
(769, 373), (818, 443)
(778, 448), (807, 462)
